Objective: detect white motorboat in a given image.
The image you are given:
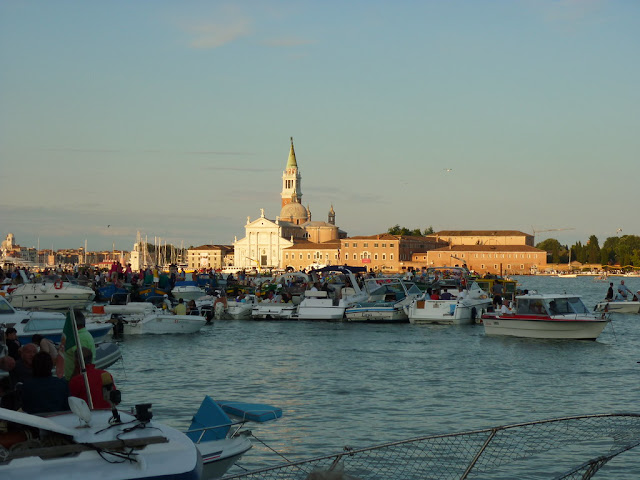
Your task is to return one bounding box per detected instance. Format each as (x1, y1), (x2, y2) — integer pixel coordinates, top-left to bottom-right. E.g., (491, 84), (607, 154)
(296, 266), (369, 321)
(345, 277), (421, 323)
(0, 295), (112, 344)
(0, 399), (202, 480)
(110, 310), (206, 335)
(186, 396), (282, 479)
(406, 281), (492, 325)
(8, 273), (95, 310)
(482, 293), (609, 340)
(225, 294), (257, 319)
(171, 281), (206, 301)
(594, 300), (640, 314)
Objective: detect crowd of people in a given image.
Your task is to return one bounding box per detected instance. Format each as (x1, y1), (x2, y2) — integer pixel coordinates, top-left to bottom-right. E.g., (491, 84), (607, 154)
(604, 280), (640, 302)
(0, 309), (117, 415)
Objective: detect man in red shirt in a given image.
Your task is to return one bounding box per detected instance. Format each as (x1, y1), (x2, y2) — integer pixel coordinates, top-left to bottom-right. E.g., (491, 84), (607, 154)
(69, 347), (117, 409)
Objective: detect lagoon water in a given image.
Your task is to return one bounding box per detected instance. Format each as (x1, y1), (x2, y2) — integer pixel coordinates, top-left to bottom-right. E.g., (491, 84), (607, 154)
(113, 275), (640, 478)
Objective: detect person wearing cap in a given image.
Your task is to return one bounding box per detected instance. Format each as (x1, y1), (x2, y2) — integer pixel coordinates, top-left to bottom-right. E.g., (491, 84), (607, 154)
(162, 294), (172, 311)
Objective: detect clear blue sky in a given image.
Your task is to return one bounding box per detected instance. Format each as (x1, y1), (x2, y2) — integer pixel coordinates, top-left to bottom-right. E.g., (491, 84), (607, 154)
(1, 0), (638, 252)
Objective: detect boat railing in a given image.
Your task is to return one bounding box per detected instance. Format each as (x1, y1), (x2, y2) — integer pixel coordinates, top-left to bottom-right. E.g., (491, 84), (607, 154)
(222, 413), (640, 480)
(186, 420), (247, 444)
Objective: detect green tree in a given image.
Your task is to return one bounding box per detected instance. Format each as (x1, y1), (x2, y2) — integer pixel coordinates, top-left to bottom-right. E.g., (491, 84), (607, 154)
(423, 226), (435, 235)
(387, 225), (432, 236)
(585, 235), (601, 264)
(536, 238), (562, 264)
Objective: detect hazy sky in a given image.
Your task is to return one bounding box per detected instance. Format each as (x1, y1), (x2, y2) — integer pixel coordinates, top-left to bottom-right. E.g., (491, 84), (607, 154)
(1, 0), (638, 252)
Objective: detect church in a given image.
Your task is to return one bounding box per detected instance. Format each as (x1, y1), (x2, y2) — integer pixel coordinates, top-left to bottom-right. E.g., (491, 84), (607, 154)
(232, 138), (345, 271)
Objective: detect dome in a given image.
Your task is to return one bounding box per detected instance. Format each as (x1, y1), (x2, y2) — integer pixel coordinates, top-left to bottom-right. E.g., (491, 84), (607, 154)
(280, 202), (308, 220)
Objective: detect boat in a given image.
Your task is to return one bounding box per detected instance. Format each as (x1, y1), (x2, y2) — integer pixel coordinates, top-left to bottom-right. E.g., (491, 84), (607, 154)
(406, 281), (492, 325)
(0, 295), (112, 344)
(8, 272), (95, 310)
(218, 413), (640, 479)
(296, 266), (369, 321)
(482, 293), (609, 340)
(95, 283), (129, 302)
(344, 277), (421, 323)
(171, 281), (206, 301)
(251, 299), (298, 320)
(91, 295), (207, 335)
(557, 273), (578, 278)
(594, 300), (640, 314)
(0, 399), (202, 480)
(186, 396), (282, 479)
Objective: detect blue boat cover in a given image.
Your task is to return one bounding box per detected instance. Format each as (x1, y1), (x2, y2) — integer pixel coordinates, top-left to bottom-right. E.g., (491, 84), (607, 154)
(217, 401), (283, 423)
(174, 281), (198, 287)
(186, 396), (232, 443)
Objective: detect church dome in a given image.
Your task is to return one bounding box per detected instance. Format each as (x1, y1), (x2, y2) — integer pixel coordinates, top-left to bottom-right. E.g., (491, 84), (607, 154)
(280, 202), (308, 221)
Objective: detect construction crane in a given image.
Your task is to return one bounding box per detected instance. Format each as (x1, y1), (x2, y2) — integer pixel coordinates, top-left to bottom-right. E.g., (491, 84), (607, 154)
(531, 227), (575, 243)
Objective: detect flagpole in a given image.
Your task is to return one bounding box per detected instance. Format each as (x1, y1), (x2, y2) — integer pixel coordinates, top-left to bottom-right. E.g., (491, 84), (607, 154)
(69, 308), (93, 409)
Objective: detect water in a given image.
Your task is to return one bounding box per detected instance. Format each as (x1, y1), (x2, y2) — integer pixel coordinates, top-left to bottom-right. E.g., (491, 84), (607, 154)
(112, 276), (640, 478)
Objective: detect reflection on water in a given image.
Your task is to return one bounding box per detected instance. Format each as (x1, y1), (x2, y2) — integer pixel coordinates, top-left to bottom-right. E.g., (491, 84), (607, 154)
(111, 276), (640, 478)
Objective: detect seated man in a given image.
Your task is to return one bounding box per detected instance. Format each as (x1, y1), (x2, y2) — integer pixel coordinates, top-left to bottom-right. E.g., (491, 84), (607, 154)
(173, 298), (187, 315)
(69, 347), (117, 410)
(440, 288), (453, 300)
(22, 351), (69, 414)
(430, 289), (441, 300)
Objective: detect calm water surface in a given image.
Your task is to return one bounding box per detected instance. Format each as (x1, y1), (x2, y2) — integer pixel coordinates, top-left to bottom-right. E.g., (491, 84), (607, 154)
(112, 276), (640, 478)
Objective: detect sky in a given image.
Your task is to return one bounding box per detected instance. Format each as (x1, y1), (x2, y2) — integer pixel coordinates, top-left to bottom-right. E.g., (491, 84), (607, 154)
(1, 0), (638, 252)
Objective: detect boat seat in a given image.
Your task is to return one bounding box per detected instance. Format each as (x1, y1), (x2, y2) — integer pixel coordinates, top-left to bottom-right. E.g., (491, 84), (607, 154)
(186, 395), (232, 443)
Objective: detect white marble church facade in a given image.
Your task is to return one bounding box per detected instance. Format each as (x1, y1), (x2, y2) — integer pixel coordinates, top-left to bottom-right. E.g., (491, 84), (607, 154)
(233, 138), (343, 270)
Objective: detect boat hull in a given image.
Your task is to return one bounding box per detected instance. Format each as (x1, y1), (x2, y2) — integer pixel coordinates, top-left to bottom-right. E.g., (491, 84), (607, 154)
(344, 306), (408, 323)
(408, 299), (492, 325)
(594, 301), (640, 314)
(123, 314), (207, 335)
(251, 304), (297, 320)
(9, 283), (95, 310)
(482, 316), (608, 340)
(198, 436), (252, 479)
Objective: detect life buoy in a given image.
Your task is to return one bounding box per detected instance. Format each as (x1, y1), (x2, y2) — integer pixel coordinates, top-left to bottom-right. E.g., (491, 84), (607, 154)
(54, 280), (64, 289)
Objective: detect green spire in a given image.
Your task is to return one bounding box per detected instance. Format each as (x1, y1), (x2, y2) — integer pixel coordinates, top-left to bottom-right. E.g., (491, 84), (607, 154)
(286, 137), (297, 168)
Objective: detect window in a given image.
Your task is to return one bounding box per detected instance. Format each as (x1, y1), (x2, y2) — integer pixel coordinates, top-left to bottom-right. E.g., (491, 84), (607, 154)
(363, 243), (368, 247)
(507, 264), (511, 269)
(481, 264), (485, 269)
(307, 254), (311, 259)
(382, 243), (386, 248)
(382, 254), (386, 260)
(353, 243), (357, 247)
(345, 253), (349, 260)
(299, 254), (303, 259)
(520, 264), (524, 269)
(344, 243), (349, 247)
(374, 254), (378, 260)
(374, 243), (378, 248)
(390, 254), (394, 260)
(494, 264), (498, 270)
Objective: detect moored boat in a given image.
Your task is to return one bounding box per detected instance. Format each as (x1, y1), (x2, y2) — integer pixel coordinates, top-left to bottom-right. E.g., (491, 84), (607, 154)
(345, 277), (421, 323)
(594, 300), (640, 314)
(8, 273), (95, 310)
(482, 293), (609, 340)
(0, 400), (202, 480)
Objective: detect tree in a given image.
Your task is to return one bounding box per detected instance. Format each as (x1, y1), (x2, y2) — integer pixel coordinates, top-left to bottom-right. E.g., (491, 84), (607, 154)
(536, 238), (562, 264)
(387, 225), (432, 237)
(423, 226), (435, 235)
(585, 235), (600, 264)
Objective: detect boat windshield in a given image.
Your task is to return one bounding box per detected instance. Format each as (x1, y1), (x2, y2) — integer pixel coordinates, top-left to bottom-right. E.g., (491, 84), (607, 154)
(544, 297), (589, 315)
(0, 296), (15, 314)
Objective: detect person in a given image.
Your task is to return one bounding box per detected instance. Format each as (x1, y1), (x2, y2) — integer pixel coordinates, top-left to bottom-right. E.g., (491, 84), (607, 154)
(5, 327), (21, 360)
(430, 289), (440, 300)
(69, 347), (116, 409)
(440, 288), (452, 300)
(500, 302), (511, 315)
(153, 266), (160, 286)
(605, 282), (614, 301)
(456, 286), (467, 302)
(633, 291), (640, 302)
(63, 311), (96, 381)
(10, 343), (38, 385)
(32, 334), (58, 362)
(186, 299), (199, 315)
(618, 280), (633, 300)
(21, 351), (69, 414)
(162, 294), (172, 311)
(492, 282), (504, 309)
(548, 300), (559, 314)
(173, 297), (187, 315)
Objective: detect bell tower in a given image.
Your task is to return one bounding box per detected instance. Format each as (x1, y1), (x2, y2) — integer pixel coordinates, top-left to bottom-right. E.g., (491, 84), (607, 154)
(281, 137), (302, 208)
